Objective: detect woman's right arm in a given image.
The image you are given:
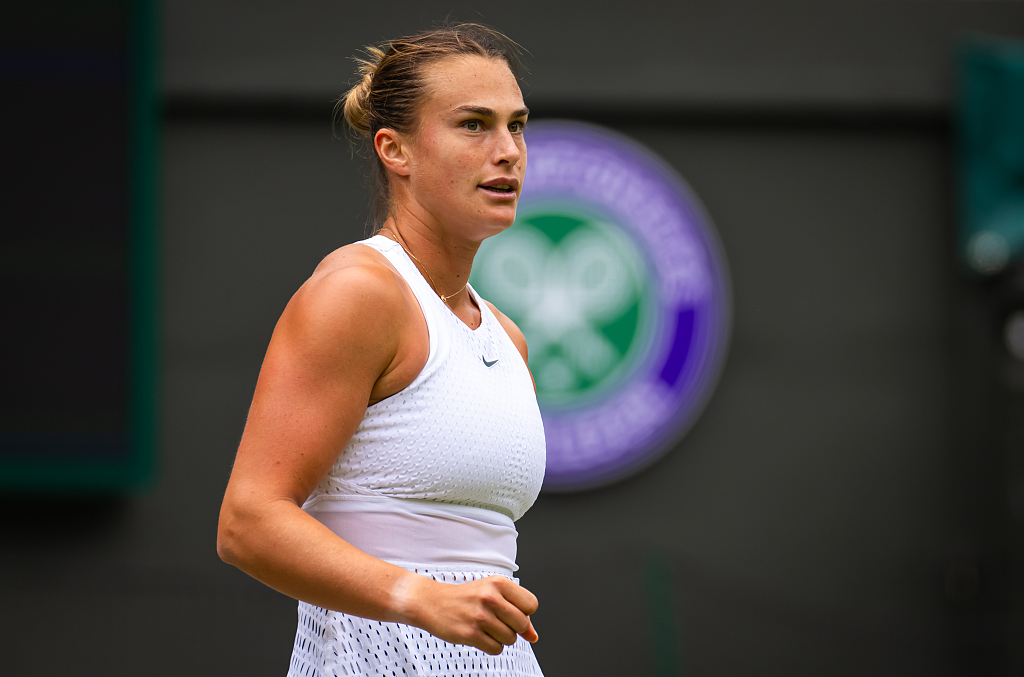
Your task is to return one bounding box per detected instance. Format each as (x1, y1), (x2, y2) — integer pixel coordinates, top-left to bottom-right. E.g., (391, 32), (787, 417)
(216, 249), (538, 655)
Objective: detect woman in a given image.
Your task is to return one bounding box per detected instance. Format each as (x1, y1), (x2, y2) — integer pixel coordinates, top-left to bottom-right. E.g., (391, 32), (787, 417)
(217, 23), (547, 677)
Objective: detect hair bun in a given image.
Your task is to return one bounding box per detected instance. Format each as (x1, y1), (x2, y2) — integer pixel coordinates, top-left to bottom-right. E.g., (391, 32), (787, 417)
(340, 46), (385, 137)
(338, 24), (522, 227)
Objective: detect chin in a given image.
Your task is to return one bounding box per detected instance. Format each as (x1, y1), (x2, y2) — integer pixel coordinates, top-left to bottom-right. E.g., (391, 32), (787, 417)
(466, 218), (509, 244)
(470, 207), (518, 240)
(490, 212), (519, 233)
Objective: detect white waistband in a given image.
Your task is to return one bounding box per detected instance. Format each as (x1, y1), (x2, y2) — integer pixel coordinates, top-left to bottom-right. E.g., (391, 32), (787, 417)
(304, 494), (518, 577)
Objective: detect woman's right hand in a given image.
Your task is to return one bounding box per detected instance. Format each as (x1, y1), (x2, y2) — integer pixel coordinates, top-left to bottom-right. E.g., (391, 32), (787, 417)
(398, 574), (539, 655)
(218, 244), (536, 654)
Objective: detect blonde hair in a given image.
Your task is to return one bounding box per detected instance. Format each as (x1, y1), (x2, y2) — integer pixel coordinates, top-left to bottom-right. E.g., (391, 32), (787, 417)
(337, 23), (524, 227)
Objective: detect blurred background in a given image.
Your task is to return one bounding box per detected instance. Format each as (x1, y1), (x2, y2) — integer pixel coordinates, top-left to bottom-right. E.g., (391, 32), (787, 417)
(4, 1), (1024, 675)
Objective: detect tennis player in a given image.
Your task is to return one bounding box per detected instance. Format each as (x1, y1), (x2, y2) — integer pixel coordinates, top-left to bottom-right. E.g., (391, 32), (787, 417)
(217, 23), (546, 677)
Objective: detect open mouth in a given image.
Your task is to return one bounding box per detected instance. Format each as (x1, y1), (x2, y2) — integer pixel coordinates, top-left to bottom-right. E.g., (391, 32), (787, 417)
(480, 184), (515, 194)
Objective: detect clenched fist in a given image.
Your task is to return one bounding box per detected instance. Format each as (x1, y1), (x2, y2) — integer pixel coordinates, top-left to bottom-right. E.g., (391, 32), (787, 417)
(397, 574), (539, 655)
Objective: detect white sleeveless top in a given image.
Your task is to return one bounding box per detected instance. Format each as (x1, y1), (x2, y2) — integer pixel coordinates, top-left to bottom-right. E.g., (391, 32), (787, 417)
(302, 235), (546, 575)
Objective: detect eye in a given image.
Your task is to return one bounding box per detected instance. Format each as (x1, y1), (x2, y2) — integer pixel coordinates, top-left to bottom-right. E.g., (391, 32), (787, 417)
(464, 120), (482, 131)
(509, 121), (526, 133)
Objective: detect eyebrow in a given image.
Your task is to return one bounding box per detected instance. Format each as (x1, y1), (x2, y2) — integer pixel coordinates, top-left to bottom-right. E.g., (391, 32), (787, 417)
(453, 105), (530, 119)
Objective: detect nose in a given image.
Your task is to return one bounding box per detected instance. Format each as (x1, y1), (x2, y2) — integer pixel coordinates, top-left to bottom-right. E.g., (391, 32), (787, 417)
(493, 126), (522, 168)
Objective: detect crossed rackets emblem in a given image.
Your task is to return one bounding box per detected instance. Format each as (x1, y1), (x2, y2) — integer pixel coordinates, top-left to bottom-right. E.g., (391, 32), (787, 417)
(476, 222), (644, 396)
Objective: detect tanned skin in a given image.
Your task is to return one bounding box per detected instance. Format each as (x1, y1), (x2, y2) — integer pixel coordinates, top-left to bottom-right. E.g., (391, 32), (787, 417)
(217, 54), (538, 655)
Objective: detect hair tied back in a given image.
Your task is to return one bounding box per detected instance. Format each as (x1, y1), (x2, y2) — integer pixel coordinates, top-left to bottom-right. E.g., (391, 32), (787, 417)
(340, 46), (385, 138)
(336, 23), (524, 228)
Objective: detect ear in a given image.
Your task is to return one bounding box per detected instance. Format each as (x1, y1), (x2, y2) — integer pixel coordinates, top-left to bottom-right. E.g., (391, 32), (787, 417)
(374, 128), (411, 177)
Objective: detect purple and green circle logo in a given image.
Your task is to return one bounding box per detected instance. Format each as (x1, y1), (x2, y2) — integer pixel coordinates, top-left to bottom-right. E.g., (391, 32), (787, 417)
(471, 121), (731, 491)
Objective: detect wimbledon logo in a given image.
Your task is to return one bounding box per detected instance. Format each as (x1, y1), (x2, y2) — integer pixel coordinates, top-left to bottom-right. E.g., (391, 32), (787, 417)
(471, 121), (731, 491)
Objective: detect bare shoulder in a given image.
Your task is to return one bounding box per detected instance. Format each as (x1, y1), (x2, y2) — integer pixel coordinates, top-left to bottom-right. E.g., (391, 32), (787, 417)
(275, 243), (412, 371)
(305, 242), (405, 303)
(483, 300), (529, 364)
(228, 242), (420, 511)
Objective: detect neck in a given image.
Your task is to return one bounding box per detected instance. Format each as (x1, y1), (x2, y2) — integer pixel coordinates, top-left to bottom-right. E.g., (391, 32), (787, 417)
(379, 209), (480, 312)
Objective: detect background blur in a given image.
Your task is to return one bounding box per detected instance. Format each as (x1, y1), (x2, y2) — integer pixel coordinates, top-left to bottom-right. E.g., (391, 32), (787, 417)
(4, 1), (1024, 675)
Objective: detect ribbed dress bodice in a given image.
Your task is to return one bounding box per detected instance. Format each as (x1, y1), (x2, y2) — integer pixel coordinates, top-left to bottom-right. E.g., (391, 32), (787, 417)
(303, 235), (546, 522)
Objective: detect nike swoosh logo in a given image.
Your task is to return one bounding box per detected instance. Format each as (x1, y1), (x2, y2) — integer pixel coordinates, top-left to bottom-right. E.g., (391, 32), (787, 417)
(482, 357), (498, 367)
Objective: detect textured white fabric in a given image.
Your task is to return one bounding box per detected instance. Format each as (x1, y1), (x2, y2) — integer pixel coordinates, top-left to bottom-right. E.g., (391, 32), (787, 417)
(289, 571), (544, 677)
(303, 235), (546, 522)
(287, 235), (547, 676)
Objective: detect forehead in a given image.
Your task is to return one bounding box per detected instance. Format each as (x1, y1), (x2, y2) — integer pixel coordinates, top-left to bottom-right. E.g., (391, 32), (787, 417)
(419, 55), (524, 115)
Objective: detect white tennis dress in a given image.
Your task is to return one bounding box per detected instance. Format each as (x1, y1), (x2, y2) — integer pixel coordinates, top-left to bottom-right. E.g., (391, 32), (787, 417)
(286, 235), (547, 677)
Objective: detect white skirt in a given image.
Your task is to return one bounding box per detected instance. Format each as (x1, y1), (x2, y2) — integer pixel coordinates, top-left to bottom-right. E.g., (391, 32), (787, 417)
(286, 569), (545, 677)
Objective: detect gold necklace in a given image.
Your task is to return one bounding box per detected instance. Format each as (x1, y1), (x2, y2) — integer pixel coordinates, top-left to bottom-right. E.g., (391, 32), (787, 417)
(380, 227), (468, 304)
